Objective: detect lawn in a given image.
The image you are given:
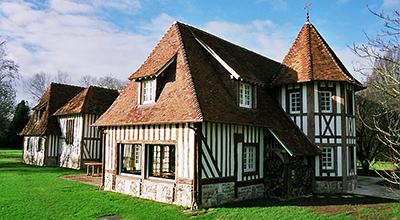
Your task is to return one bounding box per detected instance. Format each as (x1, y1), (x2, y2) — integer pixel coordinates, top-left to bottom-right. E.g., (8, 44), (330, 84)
(0, 149), (399, 220)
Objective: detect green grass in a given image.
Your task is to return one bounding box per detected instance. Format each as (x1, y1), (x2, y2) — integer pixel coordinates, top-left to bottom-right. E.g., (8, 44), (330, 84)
(1, 149), (399, 220)
(0, 148), (22, 158)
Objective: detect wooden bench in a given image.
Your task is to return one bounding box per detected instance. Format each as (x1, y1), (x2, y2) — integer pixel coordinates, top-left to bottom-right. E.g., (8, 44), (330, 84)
(84, 162), (103, 177)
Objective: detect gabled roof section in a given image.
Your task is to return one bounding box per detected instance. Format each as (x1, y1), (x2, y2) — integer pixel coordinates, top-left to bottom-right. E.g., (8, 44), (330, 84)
(53, 86), (119, 116)
(19, 83), (84, 136)
(272, 22), (363, 90)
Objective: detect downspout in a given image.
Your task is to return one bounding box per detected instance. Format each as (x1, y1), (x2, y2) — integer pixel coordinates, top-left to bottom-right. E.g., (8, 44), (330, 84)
(98, 127), (106, 190)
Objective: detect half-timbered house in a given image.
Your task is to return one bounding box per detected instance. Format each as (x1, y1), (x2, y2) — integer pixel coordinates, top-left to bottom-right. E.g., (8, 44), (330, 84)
(53, 86), (119, 169)
(20, 83), (84, 166)
(93, 21), (321, 208)
(271, 21), (364, 193)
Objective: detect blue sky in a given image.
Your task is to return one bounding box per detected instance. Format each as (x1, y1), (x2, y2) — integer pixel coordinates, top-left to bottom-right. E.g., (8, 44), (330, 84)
(0, 0), (399, 105)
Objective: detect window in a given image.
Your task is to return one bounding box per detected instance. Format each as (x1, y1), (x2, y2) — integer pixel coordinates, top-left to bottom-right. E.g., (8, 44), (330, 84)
(142, 79), (155, 104)
(322, 147), (334, 170)
(36, 138), (42, 152)
(347, 92), (353, 115)
(35, 104), (46, 124)
(65, 119), (74, 145)
(119, 144), (142, 175)
(148, 145), (175, 179)
(320, 91), (332, 113)
(243, 146), (256, 172)
(27, 138), (32, 151)
(289, 91), (301, 113)
(349, 146), (355, 172)
(239, 82), (252, 108)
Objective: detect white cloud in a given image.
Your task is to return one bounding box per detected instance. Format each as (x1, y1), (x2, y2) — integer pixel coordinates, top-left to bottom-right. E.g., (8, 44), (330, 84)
(202, 20), (292, 61)
(50, 0), (93, 14)
(0, 0), (169, 104)
(382, 0), (399, 9)
(92, 0), (142, 14)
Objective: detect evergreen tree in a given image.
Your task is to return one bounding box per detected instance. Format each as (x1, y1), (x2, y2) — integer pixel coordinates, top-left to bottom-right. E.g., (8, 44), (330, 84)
(7, 100), (30, 149)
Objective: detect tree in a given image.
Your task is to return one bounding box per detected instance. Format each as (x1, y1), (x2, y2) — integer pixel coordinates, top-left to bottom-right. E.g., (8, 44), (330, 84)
(0, 39), (19, 148)
(351, 8), (399, 198)
(78, 75), (98, 87)
(0, 40), (19, 118)
(97, 74), (127, 90)
(23, 71), (71, 102)
(356, 80), (388, 172)
(7, 101), (30, 149)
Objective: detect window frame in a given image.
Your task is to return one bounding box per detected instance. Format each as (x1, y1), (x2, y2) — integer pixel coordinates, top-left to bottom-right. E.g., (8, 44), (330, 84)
(347, 91), (354, 115)
(243, 145), (257, 173)
(141, 79), (156, 105)
(65, 119), (74, 145)
(289, 91), (301, 114)
(27, 138), (32, 151)
(321, 147), (334, 170)
(118, 143), (142, 176)
(146, 144), (175, 180)
(239, 82), (252, 108)
(320, 90), (332, 113)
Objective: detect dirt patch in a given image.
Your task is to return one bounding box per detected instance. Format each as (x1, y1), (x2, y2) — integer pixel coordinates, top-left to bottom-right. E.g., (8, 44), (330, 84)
(307, 204), (392, 219)
(59, 174), (102, 186)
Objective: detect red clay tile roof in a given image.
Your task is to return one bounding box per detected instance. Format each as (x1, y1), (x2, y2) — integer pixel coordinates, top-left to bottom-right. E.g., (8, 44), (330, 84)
(272, 22), (363, 90)
(19, 83), (84, 136)
(93, 21), (320, 156)
(53, 86), (119, 116)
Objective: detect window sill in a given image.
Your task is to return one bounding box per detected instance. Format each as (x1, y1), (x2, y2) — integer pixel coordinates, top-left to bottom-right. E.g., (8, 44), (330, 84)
(119, 173), (142, 179)
(146, 176), (175, 184)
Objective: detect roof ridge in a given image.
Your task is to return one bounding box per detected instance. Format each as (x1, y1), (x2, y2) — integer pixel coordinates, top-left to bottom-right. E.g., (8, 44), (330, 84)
(306, 23), (313, 81)
(175, 22), (204, 121)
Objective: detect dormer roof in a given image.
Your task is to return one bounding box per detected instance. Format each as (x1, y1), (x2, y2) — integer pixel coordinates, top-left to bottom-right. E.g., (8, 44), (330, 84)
(272, 22), (364, 91)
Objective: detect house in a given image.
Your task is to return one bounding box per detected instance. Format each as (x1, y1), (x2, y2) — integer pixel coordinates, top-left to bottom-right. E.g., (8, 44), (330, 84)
(20, 83), (85, 166)
(271, 21), (364, 192)
(53, 86), (119, 169)
(92, 21), (323, 208)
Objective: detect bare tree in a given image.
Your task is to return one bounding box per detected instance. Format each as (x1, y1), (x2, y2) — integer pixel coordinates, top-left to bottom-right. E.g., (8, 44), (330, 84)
(351, 8), (399, 199)
(0, 39), (19, 148)
(23, 71), (72, 102)
(97, 74), (127, 90)
(78, 75), (98, 87)
(23, 71), (52, 102)
(0, 40), (19, 118)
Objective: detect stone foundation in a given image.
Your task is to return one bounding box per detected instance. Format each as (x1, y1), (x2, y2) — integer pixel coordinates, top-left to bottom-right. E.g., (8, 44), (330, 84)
(201, 182), (264, 208)
(104, 172), (193, 208)
(316, 178), (357, 193)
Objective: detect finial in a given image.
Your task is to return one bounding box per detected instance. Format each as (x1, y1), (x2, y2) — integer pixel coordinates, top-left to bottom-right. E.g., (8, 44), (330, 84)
(304, 0), (312, 22)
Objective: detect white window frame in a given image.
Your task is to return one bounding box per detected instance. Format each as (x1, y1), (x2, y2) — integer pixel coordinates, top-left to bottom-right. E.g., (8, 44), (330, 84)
(320, 91), (332, 113)
(244, 145), (256, 172)
(289, 91), (301, 114)
(141, 79), (156, 104)
(118, 144), (142, 176)
(322, 147), (334, 170)
(147, 144), (175, 179)
(239, 82), (252, 108)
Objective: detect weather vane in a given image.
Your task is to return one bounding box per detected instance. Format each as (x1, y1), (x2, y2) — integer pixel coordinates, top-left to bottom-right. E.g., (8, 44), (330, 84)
(304, 0), (312, 22)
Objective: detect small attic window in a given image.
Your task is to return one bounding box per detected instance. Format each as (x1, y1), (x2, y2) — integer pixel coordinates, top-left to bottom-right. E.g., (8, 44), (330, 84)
(35, 104), (47, 124)
(239, 82), (252, 108)
(141, 79), (156, 105)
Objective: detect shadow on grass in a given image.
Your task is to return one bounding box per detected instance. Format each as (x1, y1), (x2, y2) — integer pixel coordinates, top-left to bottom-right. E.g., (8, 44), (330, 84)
(215, 193), (397, 209)
(0, 161), (86, 175)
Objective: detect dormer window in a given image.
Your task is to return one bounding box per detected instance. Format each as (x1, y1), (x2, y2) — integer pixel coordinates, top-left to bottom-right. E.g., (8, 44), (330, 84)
(239, 82), (252, 108)
(35, 104), (46, 124)
(141, 79), (156, 104)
